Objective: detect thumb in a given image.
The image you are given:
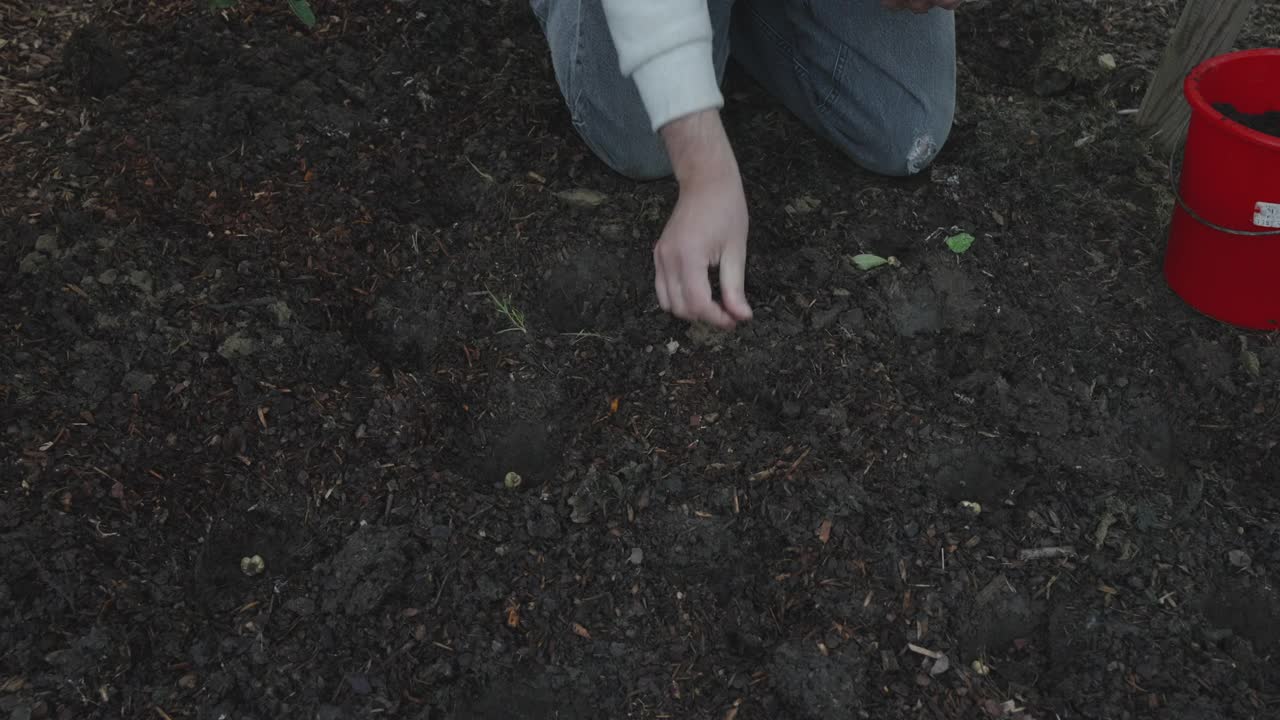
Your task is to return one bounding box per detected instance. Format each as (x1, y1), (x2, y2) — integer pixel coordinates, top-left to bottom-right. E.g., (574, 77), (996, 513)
(718, 242), (753, 322)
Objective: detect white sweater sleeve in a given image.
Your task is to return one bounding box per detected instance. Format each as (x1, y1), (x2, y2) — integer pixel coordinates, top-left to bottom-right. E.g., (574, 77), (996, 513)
(601, 0), (724, 132)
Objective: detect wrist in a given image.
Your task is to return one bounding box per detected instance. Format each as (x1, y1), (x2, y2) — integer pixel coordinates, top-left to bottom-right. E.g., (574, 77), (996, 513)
(659, 109), (738, 187)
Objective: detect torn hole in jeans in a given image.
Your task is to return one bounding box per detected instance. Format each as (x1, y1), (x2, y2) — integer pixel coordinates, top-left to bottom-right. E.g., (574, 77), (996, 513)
(906, 133), (938, 175)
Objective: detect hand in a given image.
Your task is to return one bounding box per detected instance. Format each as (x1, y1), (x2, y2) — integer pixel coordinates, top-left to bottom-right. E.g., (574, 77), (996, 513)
(882, 0), (962, 13)
(654, 110), (753, 330)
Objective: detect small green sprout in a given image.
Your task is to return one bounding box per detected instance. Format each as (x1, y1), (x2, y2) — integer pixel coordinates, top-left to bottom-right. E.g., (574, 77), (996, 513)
(487, 290), (528, 334)
(851, 254), (900, 271)
(945, 232), (975, 255)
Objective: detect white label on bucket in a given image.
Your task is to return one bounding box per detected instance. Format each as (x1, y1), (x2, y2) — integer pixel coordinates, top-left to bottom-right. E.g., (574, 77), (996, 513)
(1255, 202), (1280, 229)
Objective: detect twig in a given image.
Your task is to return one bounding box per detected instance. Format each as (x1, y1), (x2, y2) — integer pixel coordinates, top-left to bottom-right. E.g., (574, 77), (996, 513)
(1018, 546), (1075, 562)
(24, 544), (76, 613)
(464, 155), (494, 183)
(430, 567), (455, 610)
(784, 447), (811, 480)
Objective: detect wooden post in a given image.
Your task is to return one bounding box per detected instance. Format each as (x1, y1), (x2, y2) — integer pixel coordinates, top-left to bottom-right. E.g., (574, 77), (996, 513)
(1136, 0), (1255, 150)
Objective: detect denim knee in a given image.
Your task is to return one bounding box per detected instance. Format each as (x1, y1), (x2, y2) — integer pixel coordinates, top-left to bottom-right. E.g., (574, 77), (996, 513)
(566, 83), (673, 180)
(602, 145), (673, 182)
(848, 106), (955, 178)
(531, 0), (676, 181)
(577, 118), (673, 181)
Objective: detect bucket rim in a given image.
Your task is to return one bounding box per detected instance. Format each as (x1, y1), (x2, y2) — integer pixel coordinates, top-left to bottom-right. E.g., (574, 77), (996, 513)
(1183, 48), (1280, 150)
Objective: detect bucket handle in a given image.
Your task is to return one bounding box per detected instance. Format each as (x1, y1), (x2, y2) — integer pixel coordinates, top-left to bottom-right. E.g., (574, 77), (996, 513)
(1168, 145), (1280, 237)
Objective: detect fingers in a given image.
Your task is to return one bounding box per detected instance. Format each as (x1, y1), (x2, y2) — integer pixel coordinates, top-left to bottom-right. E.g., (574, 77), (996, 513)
(654, 248), (671, 311)
(665, 259), (688, 319)
(656, 242), (737, 329)
(718, 241), (753, 322)
(679, 257), (736, 330)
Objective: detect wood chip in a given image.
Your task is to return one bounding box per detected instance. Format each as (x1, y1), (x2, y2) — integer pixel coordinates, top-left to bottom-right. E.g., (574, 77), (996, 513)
(929, 654), (950, 676)
(554, 188), (608, 207)
(570, 622), (591, 640)
(817, 518), (832, 544)
(907, 643), (942, 659)
(1018, 546), (1075, 562)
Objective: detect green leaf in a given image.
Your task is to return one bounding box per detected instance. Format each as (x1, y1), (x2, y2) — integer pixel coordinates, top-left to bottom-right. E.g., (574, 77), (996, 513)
(288, 0), (317, 27)
(945, 232), (975, 254)
(209, 0), (236, 9)
(851, 254), (889, 271)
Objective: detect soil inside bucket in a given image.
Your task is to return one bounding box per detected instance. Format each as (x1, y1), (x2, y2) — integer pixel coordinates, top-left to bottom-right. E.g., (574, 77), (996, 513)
(1213, 102), (1280, 139)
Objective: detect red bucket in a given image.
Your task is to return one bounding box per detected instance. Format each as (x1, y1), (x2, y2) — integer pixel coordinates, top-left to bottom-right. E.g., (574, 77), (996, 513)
(1164, 48), (1280, 330)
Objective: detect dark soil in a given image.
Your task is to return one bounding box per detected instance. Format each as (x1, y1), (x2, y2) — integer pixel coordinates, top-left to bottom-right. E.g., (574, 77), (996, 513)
(3, 2), (1280, 719)
(1214, 103), (1280, 139)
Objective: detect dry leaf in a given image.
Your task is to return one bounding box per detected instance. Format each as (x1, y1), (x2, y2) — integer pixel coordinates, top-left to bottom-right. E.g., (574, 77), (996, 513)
(609, 397), (619, 414)
(723, 699), (742, 720)
(570, 622), (591, 640)
(785, 195), (820, 215)
(817, 518), (832, 544)
(1242, 348), (1261, 378)
(506, 603), (520, 628)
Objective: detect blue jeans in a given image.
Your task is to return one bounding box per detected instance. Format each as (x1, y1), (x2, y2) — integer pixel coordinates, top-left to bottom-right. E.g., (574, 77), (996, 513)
(530, 0), (956, 180)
